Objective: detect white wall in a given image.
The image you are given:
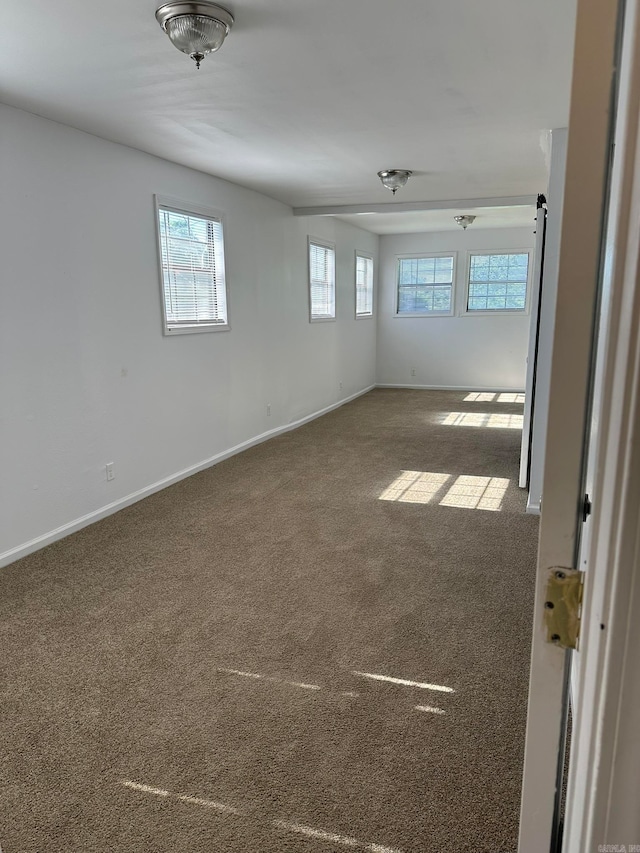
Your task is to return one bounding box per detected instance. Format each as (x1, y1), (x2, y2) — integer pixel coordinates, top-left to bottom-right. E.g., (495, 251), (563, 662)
(0, 104), (378, 566)
(376, 227), (536, 390)
(527, 129), (568, 513)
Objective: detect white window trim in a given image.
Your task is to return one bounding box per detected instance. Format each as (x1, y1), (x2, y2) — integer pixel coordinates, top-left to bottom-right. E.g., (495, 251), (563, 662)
(154, 194), (231, 336)
(393, 251), (457, 318)
(462, 248), (533, 316)
(354, 250), (374, 319)
(308, 236), (336, 323)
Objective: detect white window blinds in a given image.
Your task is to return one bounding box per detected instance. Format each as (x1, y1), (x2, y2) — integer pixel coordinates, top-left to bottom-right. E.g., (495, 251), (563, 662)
(157, 203), (228, 332)
(396, 255), (454, 315)
(309, 240), (336, 320)
(355, 254), (374, 316)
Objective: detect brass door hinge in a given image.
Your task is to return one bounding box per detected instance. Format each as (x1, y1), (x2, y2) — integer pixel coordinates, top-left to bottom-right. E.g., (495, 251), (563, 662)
(544, 567), (584, 650)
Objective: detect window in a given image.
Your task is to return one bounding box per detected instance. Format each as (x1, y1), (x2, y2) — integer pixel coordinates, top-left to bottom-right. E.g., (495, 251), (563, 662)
(467, 252), (530, 312)
(308, 238), (336, 321)
(396, 254), (455, 315)
(155, 196), (229, 334)
(355, 252), (374, 317)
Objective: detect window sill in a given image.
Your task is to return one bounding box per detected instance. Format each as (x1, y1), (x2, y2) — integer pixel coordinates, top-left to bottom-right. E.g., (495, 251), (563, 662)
(462, 310), (528, 317)
(393, 312), (454, 319)
(164, 322), (231, 336)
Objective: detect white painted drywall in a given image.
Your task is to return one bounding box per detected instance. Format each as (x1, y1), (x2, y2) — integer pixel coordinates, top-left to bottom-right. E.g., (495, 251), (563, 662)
(527, 128), (568, 513)
(375, 227), (536, 389)
(0, 104), (378, 565)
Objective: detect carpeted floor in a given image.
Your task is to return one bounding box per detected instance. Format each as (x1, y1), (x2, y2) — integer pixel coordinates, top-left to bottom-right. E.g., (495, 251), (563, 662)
(0, 389), (539, 853)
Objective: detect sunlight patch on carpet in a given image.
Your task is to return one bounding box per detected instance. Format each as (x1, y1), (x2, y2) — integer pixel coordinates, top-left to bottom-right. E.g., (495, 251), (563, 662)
(218, 667), (322, 691)
(122, 780), (170, 797)
(275, 820), (403, 852)
(379, 471), (451, 504)
(122, 780), (403, 852)
(177, 794), (242, 815)
(352, 671), (454, 693)
(439, 475), (509, 512)
(440, 412), (524, 429)
(122, 779), (244, 820)
(463, 392), (497, 402)
(379, 470), (509, 511)
(463, 392), (525, 403)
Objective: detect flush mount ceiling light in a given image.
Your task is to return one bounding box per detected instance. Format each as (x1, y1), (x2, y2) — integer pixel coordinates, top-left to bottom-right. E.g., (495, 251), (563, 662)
(454, 215), (476, 230)
(155, 2), (234, 69)
(377, 170), (412, 195)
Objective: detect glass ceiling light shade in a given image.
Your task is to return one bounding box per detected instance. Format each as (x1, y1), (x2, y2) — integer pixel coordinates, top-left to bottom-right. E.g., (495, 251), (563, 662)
(454, 215), (476, 230)
(377, 169), (412, 195)
(155, 2), (234, 69)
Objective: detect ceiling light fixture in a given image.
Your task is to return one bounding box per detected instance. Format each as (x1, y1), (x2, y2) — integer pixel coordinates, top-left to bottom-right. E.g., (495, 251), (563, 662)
(454, 215), (476, 230)
(377, 170), (412, 195)
(155, 2), (234, 69)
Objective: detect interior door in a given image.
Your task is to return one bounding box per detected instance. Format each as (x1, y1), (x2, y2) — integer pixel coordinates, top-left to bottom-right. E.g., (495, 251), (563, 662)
(517, 0), (623, 850)
(519, 199), (548, 489)
(561, 0), (640, 844)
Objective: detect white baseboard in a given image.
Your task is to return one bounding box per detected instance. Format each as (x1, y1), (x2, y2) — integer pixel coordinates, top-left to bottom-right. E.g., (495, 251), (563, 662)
(0, 385), (375, 569)
(526, 497), (541, 515)
(375, 383), (526, 393)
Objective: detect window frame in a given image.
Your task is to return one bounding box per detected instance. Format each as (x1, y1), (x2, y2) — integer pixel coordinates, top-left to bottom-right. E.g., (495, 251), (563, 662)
(394, 251), (457, 318)
(463, 249), (533, 316)
(308, 236), (337, 323)
(154, 194), (230, 336)
(354, 250), (375, 319)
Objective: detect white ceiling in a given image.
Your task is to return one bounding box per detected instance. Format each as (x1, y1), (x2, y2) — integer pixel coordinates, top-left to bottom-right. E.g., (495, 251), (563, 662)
(0, 1), (576, 212)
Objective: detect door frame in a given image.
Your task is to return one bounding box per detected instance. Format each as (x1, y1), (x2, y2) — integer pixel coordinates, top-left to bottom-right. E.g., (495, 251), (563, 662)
(518, 0), (623, 849)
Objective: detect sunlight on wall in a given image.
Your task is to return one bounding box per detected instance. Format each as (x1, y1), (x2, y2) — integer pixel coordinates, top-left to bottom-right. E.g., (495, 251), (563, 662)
(441, 412), (524, 429)
(439, 475), (509, 512)
(379, 471), (451, 504)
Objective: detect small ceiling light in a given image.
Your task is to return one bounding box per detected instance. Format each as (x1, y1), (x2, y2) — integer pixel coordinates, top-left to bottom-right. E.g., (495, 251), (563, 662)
(377, 170), (412, 195)
(454, 215), (476, 230)
(156, 2), (234, 69)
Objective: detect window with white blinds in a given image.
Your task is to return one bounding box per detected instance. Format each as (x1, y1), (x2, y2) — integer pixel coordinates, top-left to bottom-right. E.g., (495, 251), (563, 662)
(355, 253), (374, 317)
(396, 254), (455, 315)
(308, 239), (336, 321)
(156, 197), (229, 335)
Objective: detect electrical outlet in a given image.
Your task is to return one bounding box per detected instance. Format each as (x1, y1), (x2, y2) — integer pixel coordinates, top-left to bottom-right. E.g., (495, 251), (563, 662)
(105, 462), (115, 481)
(266, 403), (271, 417)
(411, 367), (416, 377)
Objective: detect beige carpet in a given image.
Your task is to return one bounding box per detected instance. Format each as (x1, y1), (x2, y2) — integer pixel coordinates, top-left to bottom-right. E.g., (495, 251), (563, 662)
(0, 389), (538, 853)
